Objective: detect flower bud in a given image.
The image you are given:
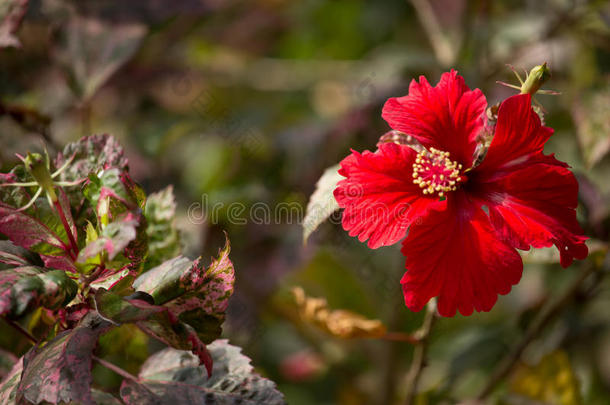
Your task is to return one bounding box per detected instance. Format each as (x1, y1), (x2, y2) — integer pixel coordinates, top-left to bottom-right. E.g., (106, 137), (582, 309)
(24, 152), (57, 203)
(521, 62), (551, 95)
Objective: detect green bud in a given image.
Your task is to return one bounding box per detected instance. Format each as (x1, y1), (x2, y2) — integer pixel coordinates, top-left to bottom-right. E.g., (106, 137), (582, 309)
(521, 62), (551, 95)
(24, 152), (57, 203)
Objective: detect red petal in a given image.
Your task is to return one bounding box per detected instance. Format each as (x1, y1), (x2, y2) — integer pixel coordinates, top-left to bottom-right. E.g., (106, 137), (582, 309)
(334, 143), (435, 249)
(381, 70), (486, 167)
(477, 163), (588, 267)
(477, 94), (561, 176)
(400, 193), (522, 317)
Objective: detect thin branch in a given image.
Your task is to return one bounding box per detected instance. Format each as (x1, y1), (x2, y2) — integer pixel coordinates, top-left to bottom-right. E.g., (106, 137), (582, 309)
(409, 0), (457, 66)
(381, 332), (420, 345)
(404, 302), (436, 405)
(3, 317), (37, 345)
(92, 355), (139, 382)
(477, 260), (602, 400)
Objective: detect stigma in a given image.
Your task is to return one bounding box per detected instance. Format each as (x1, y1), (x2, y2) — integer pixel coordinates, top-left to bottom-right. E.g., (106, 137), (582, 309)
(412, 148), (463, 197)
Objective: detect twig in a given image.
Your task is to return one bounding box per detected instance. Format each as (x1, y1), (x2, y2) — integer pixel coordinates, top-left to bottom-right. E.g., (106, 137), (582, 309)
(3, 317), (37, 345)
(409, 0), (457, 66)
(381, 332), (420, 345)
(477, 260), (602, 400)
(404, 301), (436, 405)
(92, 355), (139, 382)
(5, 317), (139, 386)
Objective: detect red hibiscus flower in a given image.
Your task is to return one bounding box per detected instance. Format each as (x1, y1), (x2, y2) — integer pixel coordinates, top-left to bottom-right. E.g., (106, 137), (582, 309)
(334, 70), (588, 317)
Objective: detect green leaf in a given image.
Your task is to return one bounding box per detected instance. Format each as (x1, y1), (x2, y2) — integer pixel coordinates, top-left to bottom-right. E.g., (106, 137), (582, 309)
(89, 267), (132, 292)
(133, 237), (234, 344)
(302, 164), (341, 244)
(0, 0), (28, 48)
(83, 169), (139, 219)
(144, 186), (181, 270)
(0, 267), (78, 319)
(120, 340), (286, 405)
(55, 16), (147, 102)
(77, 213), (139, 264)
(17, 313), (112, 405)
(82, 169), (148, 271)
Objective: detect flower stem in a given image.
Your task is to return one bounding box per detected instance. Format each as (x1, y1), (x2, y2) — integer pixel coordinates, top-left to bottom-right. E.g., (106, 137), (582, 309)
(404, 302), (436, 405)
(92, 355), (139, 382)
(53, 198), (79, 260)
(477, 259), (602, 400)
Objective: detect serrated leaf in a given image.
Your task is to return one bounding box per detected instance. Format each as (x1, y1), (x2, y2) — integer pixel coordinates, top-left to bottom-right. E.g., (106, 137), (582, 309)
(292, 287), (387, 339)
(133, 237), (234, 344)
(511, 351), (582, 405)
(81, 169), (148, 271)
(0, 0), (28, 48)
(77, 213), (138, 263)
(55, 134), (129, 182)
(17, 313), (112, 405)
(0, 357), (22, 404)
(573, 82), (610, 168)
(120, 340), (286, 405)
(55, 16), (147, 102)
(136, 313), (213, 375)
(302, 164), (342, 244)
(0, 267), (78, 319)
(144, 186), (181, 270)
(84, 169), (139, 219)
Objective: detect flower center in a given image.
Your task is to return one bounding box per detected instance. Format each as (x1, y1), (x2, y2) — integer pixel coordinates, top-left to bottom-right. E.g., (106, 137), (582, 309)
(412, 148), (463, 197)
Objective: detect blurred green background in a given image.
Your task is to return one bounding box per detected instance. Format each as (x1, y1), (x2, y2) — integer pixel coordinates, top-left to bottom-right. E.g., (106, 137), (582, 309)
(1, 0), (610, 404)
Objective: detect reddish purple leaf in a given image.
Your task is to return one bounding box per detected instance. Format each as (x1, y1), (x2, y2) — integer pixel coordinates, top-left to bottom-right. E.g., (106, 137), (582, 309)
(0, 187), (77, 272)
(16, 313), (112, 405)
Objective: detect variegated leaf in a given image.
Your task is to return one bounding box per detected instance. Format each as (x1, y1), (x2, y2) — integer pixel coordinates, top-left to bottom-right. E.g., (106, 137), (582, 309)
(144, 185), (181, 270)
(120, 341), (286, 405)
(0, 267), (78, 319)
(17, 313), (112, 405)
(133, 236), (234, 344)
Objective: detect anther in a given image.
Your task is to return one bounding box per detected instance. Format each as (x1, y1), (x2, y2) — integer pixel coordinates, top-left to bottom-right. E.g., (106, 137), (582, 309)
(411, 148), (464, 197)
